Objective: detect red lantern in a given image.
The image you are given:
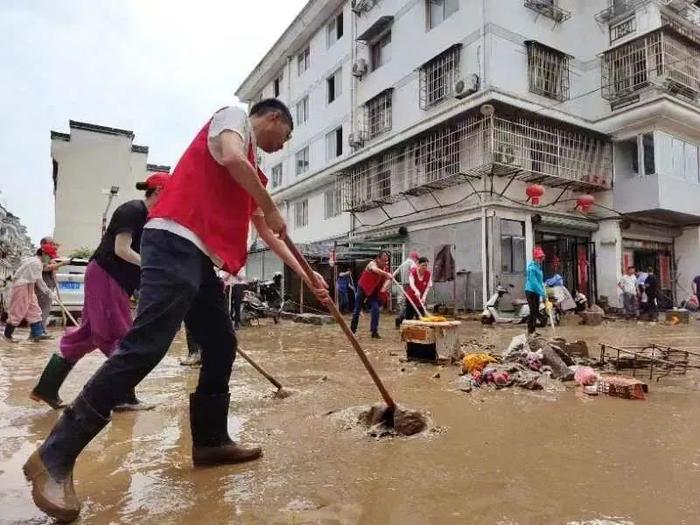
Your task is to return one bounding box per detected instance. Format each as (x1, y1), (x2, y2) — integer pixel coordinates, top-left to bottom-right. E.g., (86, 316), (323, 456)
(525, 184), (545, 205)
(576, 194), (595, 213)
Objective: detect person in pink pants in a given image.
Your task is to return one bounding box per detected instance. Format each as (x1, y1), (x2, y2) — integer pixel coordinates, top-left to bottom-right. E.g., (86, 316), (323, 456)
(29, 173), (169, 410)
(4, 249), (54, 343)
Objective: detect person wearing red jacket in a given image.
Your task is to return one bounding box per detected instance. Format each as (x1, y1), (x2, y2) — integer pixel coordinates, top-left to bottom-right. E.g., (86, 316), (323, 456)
(350, 251), (393, 338)
(23, 99), (329, 523)
(404, 257), (433, 321)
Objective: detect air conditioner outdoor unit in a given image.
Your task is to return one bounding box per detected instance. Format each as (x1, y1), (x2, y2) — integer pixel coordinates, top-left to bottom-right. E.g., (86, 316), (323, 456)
(454, 74), (480, 99)
(351, 0), (372, 14)
(352, 59), (368, 78)
(348, 132), (364, 148)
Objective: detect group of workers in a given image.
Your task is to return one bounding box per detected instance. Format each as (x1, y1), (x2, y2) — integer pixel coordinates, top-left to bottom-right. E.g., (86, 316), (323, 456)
(617, 266), (661, 318)
(15, 99), (330, 523)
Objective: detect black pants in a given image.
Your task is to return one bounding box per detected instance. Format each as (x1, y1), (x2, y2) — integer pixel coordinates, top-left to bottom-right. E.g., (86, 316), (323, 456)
(230, 283), (246, 326)
(81, 229), (237, 418)
(526, 291), (540, 335)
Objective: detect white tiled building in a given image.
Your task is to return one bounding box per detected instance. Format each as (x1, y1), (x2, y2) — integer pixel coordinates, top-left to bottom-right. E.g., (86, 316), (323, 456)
(237, 0), (700, 309)
(51, 121), (169, 254)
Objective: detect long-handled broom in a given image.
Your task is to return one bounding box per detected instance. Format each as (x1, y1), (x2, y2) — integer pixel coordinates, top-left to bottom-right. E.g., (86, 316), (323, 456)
(283, 236), (427, 435)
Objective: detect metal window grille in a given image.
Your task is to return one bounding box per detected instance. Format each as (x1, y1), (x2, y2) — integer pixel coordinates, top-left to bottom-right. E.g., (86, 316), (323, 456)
(419, 45), (461, 109)
(271, 164), (282, 188)
(338, 110), (612, 212)
(364, 89), (393, 140)
(602, 28), (700, 102)
(523, 0), (571, 24)
(595, 0), (645, 24)
(610, 16), (637, 44)
(294, 200), (308, 227)
(526, 41), (570, 101)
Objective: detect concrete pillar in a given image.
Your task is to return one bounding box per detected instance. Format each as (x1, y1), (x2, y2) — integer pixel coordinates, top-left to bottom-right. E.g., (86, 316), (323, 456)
(592, 220), (623, 307)
(675, 226), (700, 298)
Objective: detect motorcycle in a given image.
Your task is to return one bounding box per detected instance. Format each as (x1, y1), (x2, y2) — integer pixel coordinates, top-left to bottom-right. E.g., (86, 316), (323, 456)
(481, 284), (559, 326)
(240, 273), (285, 326)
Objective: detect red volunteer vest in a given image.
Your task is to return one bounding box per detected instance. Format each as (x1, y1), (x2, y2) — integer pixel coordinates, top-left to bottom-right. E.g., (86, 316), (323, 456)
(406, 267), (431, 303)
(358, 261), (389, 297)
(149, 118), (267, 274)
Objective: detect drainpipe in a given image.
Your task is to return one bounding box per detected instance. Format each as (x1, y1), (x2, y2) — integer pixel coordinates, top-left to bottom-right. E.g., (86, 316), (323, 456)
(481, 205), (488, 307)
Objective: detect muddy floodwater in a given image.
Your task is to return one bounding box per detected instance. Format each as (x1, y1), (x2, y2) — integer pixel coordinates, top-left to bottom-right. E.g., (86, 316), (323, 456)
(1, 316), (700, 524)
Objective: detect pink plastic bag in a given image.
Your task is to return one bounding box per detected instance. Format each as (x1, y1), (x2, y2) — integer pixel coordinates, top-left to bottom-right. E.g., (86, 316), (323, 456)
(575, 366), (597, 386)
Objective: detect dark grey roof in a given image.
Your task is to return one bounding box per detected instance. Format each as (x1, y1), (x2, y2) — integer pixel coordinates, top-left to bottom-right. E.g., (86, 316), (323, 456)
(147, 163), (171, 173)
(50, 131), (70, 142)
(69, 120), (135, 138)
(131, 144), (149, 154)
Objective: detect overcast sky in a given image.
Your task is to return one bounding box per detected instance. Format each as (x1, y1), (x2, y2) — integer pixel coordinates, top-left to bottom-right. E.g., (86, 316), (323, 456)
(0, 0), (307, 243)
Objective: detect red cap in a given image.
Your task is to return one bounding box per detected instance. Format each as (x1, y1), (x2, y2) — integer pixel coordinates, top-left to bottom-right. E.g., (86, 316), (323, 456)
(142, 172), (170, 190)
(533, 246), (545, 260)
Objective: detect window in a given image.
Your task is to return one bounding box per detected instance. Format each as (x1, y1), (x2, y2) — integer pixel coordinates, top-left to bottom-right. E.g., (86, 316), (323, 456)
(326, 127), (343, 160)
(327, 12), (344, 48)
(271, 163), (283, 188)
(500, 220), (525, 274)
(294, 199), (309, 228)
(610, 16), (636, 44)
(327, 68), (342, 103)
(295, 96), (309, 126)
(295, 147), (309, 175)
(364, 89), (392, 139)
(427, 0), (459, 30)
(631, 133), (656, 175)
(419, 44), (461, 109)
(297, 47), (310, 76)
(370, 31), (392, 71)
(526, 41), (570, 102)
(324, 187), (342, 219)
(273, 74), (282, 98)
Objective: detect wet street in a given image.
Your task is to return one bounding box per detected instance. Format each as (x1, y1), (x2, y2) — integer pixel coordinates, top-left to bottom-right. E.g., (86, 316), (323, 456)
(1, 316), (700, 525)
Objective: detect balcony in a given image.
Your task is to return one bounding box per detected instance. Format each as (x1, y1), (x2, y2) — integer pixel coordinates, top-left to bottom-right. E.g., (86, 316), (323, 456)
(524, 0), (571, 23)
(338, 106), (612, 213)
(601, 28), (700, 104)
(614, 131), (700, 223)
(595, 0), (648, 24)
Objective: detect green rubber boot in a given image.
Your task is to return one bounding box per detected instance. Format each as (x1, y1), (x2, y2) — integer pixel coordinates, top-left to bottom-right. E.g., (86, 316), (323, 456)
(30, 354), (74, 409)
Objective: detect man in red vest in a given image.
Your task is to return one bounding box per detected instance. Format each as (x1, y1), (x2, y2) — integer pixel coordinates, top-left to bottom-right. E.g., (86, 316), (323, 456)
(23, 99), (329, 522)
(350, 251), (393, 339)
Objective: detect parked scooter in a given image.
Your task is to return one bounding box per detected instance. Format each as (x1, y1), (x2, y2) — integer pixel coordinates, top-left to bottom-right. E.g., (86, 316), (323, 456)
(241, 273), (285, 325)
(481, 284), (557, 326)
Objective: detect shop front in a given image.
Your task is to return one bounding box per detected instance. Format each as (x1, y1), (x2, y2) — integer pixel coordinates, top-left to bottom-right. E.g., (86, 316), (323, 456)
(622, 238), (674, 309)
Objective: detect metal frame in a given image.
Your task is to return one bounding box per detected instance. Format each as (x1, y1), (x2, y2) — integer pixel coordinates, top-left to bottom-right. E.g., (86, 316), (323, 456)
(338, 108), (612, 213)
(602, 27), (700, 103)
(419, 44), (461, 110)
(364, 89), (393, 140)
(526, 41), (571, 101)
(599, 343), (700, 381)
(523, 0), (572, 23)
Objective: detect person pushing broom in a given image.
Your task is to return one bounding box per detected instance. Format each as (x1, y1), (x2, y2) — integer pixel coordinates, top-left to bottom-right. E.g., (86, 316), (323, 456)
(23, 99), (330, 522)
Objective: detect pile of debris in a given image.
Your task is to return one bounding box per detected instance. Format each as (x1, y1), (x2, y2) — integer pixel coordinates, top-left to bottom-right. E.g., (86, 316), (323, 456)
(457, 334), (593, 391)
(280, 312), (335, 325)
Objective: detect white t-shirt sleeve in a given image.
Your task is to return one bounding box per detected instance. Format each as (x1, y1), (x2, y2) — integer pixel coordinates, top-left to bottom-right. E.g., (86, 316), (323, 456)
(207, 106), (250, 165)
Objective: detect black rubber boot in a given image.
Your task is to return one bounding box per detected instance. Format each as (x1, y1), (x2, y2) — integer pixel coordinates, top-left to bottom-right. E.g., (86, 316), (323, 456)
(30, 354), (74, 409)
(4, 323), (18, 342)
(23, 394), (110, 522)
(189, 392), (262, 466)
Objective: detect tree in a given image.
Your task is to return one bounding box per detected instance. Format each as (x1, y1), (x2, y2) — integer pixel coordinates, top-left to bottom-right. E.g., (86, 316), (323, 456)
(69, 247), (93, 260)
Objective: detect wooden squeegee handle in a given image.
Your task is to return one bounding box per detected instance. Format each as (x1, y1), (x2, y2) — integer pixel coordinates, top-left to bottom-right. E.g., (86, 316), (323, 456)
(283, 235), (396, 410)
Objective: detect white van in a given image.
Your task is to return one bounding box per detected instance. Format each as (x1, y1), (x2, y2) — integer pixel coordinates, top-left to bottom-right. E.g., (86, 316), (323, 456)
(52, 258), (89, 321)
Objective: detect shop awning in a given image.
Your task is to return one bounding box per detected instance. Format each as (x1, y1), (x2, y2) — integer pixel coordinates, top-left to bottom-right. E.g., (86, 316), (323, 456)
(535, 215), (599, 233)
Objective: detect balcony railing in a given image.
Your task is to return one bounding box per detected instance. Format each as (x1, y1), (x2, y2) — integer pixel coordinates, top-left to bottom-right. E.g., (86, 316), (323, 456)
(601, 28), (700, 103)
(595, 0), (648, 24)
(338, 109), (612, 213)
(524, 0), (571, 23)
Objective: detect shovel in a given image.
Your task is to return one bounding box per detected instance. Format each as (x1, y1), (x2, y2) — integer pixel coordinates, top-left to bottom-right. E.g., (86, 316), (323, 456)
(283, 236), (399, 425)
(391, 277), (429, 319)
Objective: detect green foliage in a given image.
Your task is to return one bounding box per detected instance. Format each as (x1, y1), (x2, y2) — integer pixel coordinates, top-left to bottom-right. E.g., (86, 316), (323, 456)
(69, 247), (93, 260)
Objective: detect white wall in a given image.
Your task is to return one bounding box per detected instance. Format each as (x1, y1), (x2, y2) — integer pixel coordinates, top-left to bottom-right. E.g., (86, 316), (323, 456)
(592, 220), (623, 307)
(675, 226), (700, 297)
(52, 130), (150, 254)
